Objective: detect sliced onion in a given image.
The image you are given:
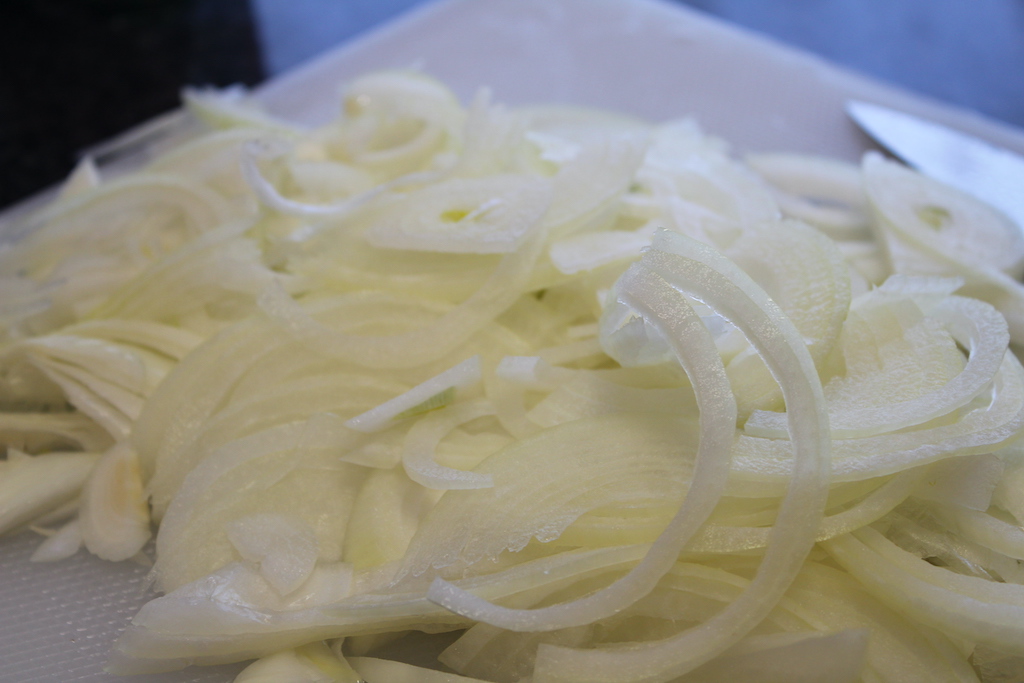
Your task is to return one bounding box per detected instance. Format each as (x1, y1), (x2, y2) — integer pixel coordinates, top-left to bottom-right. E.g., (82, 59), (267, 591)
(824, 526), (1024, 655)
(346, 355), (481, 433)
(427, 262), (736, 636)
(402, 398), (495, 489)
(745, 293), (1009, 439)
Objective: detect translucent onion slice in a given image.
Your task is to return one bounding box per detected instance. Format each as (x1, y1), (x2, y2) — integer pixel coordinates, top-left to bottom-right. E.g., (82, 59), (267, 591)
(676, 629), (868, 683)
(449, 88), (524, 178)
(0, 404), (117, 455)
(10, 339), (144, 440)
(926, 503), (1024, 562)
(257, 215), (547, 369)
(746, 294), (1009, 438)
(62, 319), (203, 361)
(555, 470), (920, 555)
(334, 70), (464, 175)
(441, 560), (911, 683)
(721, 217), (851, 415)
(346, 355), (481, 433)
(286, 159), (376, 205)
(526, 229), (830, 682)
(147, 127), (269, 205)
(517, 104), (651, 155)
(401, 413), (698, 580)
(745, 153), (871, 240)
(140, 294), (497, 513)
(682, 468), (925, 554)
(863, 152), (1024, 342)
(0, 174), (234, 334)
(636, 121), (779, 248)
(864, 152), (1024, 279)
(911, 453), (1004, 511)
(882, 503), (1023, 584)
(85, 220), (281, 325)
(110, 546), (647, 673)
(241, 137), (442, 219)
(150, 410), (364, 580)
(427, 260), (736, 634)
(2, 174), (230, 276)
(343, 466), (444, 571)
(786, 562), (981, 683)
(494, 355), (575, 391)
(363, 175), (552, 253)
(549, 229), (651, 275)
(543, 133), (648, 234)
(730, 352), (1024, 488)
(183, 85), (302, 135)
(526, 371), (696, 430)
(823, 526), (1024, 655)
(402, 398), (496, 489)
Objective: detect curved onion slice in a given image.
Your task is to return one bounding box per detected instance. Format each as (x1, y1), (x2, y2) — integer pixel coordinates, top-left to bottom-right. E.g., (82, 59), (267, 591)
(863, 152), (1024, 343)
(745, 293), (1009, 439)
(402, 398), (496, 489)
(824, 527), (1024, 655)
(364, 175), (553, 253)
(334, 70), (464, 174)
(745, 153), (871, 240)
(345, 356), (482, 433)
(721, 217), (851, 415)
(256, 218), (546, 369)
(426, 261), (736, 635)
(110, 546), (647, 673)
(241, 136), (442, 219)
(226, 513), (320, 596)
(525, 231), (829, 683)
(401, 413), (697, 580)
(426, 229), (830, 683)
(864, 152), (1024, 279)
(730, 352), (1024, 489)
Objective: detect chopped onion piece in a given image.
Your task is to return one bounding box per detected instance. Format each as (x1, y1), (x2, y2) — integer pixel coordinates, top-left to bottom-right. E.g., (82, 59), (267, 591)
(402, 398), (495, 489)
(346, 356), (481, 433)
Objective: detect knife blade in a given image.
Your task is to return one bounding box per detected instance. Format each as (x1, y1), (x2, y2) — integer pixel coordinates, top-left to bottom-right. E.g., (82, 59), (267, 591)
(847, 100), (1024, 231)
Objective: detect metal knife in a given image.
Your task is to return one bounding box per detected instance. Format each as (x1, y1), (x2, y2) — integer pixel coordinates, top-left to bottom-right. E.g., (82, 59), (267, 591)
(847, 100), (1024, 230)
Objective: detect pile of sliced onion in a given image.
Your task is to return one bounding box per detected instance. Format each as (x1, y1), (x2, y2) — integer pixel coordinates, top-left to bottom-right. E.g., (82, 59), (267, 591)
(1, 70), (1024, 683)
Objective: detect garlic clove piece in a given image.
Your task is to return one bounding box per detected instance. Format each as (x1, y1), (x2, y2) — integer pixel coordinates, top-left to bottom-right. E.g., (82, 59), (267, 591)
(79, 442), (151, 561)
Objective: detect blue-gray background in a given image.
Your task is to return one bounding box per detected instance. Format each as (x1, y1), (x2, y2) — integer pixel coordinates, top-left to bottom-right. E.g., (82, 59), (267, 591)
(3, 0), (1022, 207)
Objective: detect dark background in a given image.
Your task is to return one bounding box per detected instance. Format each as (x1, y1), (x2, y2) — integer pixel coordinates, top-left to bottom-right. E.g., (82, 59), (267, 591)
(2, 0), (1022, 210)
